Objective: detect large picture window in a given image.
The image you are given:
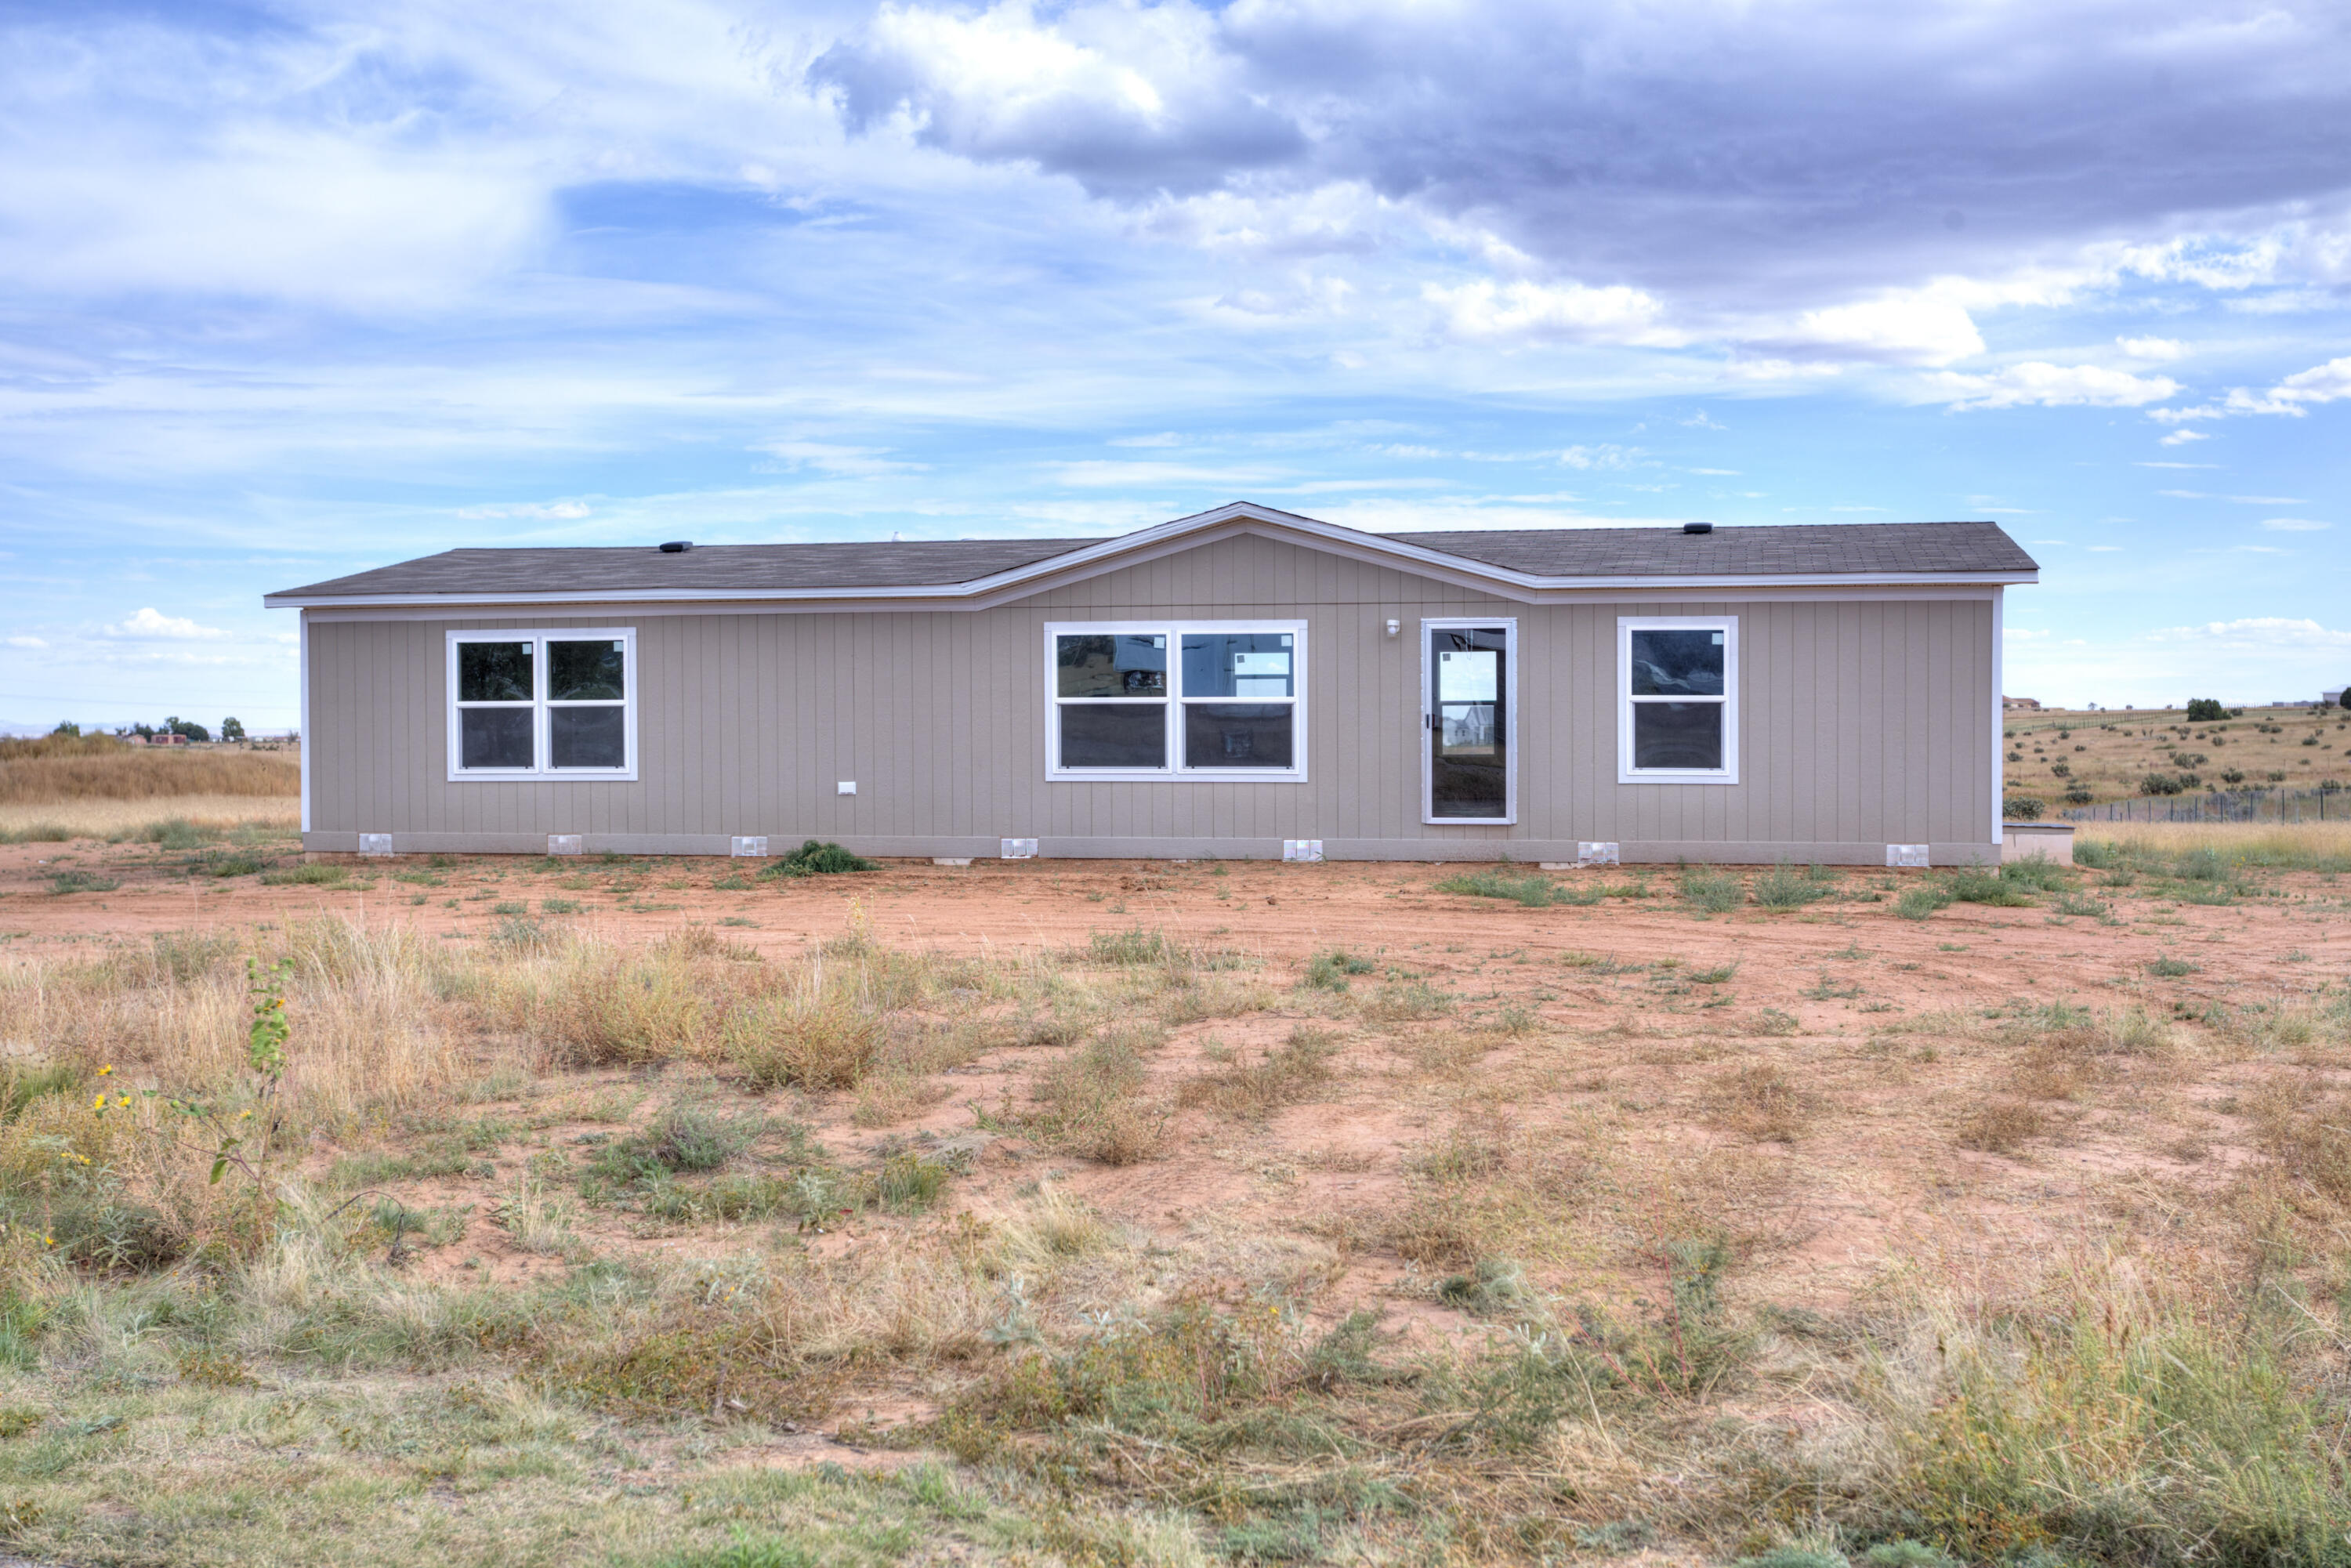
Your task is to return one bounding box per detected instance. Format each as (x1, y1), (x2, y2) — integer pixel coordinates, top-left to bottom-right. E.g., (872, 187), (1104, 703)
(1617, 616), (1737, 784)
(447, 628), (636, 780)
(1046, 621), (1306, 780)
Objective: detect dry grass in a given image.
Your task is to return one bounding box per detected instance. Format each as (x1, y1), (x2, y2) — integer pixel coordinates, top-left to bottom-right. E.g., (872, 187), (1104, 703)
(1707, 1060), (1814, 1143)
(0, 791), (299, 839)
(2075, 819), (2351, 864)
(1956, 1097), (2049, 1153)
(0, 744), (299, 805)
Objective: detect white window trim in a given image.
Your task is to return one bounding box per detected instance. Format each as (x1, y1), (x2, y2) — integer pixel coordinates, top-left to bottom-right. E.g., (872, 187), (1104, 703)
(445, 628), (639, 783)
(1043, 620), (1308, 782)
(1422, 617), (1520, 826)
(1617, 615), (1738, 785)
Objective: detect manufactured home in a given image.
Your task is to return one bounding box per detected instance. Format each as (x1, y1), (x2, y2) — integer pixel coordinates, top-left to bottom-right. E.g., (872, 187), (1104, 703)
(264, 502), (2036, 865)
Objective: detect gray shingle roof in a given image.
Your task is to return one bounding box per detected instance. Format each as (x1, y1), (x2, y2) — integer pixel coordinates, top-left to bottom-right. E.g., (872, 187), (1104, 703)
(273, 538), (1102, 599)
(266, 514), (2034, 602)
(1390, 521), (2037, 577)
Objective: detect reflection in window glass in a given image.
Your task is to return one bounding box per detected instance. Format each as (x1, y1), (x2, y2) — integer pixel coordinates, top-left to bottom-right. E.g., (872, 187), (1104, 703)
(1628, 629), (1725, 697)
(459, 708), (534, 770)
(550, 706), (626, 769)
(1056, 634), (1166, 697)
(549, 640), (626, 701)
(1179, 632), (1293, 698)
(1059, 704), (1167, 768)
(458, 642), (533, 703)
(1632, 701), (1723, 770)
(1183, 704), (1293, 769)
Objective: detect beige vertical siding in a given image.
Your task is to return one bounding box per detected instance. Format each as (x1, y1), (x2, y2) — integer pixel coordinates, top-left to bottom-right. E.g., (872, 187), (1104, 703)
(303, 533), (1995, 861)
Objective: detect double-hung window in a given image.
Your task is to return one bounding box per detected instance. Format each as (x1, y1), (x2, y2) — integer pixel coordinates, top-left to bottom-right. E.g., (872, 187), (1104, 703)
(1045, 621), (1306, 780)
(1617, 616), (1737, 784)
(447, 628), (636, 780)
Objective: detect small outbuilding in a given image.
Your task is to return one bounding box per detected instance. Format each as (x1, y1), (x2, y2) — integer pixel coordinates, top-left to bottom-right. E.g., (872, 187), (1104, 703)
(264, 502), (2037, 865)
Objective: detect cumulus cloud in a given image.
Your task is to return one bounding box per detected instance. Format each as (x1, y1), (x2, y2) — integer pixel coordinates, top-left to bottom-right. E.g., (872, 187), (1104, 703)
(5, 635), (48, 649)
(2117, 335), (2186, 360)
(2262, 518), (2333, 531)
(2157, 429), (2208, 445)
(107, 608), (230, 640)
(1768, 292), (1986, 367)
(1424, 278), (1682, 346)
(812, 0), (1304, 199)
(1928, 362), (2181, 411)
(816, 0), (2351, 316)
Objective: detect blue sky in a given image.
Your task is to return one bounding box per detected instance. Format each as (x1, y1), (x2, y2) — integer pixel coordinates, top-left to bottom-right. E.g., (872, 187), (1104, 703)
(3, 0), (2349, 731)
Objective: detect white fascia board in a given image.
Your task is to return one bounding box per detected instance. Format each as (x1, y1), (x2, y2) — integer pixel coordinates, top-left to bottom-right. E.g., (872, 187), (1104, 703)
(260, 503), (2038, 611)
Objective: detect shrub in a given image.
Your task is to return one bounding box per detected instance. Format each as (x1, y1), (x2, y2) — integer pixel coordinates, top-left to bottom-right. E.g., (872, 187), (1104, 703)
(1678, 864), (1744, 913)
(1941, 867), (2036, 907)
(260, 863), (350, 886)
(1433, 868), (1567, 907)
(2139, 772), (2186, 796)
(1177, 1027), (1336, 1117)
(46, 868), (118, 894)
(1956, 1099), (2046, 1153)
(1750, 861), (1830, 911)
(1894, 885), (1951, 920)
(2185, 697), (2226, 722)
(725, 998), (883, 1091)
(2002, 795), (2045, 820)
(1085, 927), (1183, 966)
(2063, 783), (2094, 804)
(762, 840), (878, 877)
(1302, 949), (1375, 990)
(1998, 854), (2070, 892)
(1026, 1028), (1168, 1165)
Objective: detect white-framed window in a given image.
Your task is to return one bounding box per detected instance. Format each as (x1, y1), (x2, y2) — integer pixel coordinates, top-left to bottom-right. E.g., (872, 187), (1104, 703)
(1617, 616), (1737, 784)
(1045, 621), (1306, 781)
(446, 628), (637, 781)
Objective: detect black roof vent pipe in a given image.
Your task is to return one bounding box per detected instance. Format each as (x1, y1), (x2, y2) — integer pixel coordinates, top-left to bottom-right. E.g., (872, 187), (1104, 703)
(1682, 520), (1714, 534)
(658, 541), (693, 553)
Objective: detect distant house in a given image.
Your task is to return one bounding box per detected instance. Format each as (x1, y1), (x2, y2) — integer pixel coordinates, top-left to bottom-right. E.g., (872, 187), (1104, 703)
(2002, 696), (2041, 712)
(265, 502), (2038, 866)
(2327, 688), (2346, 708)
(132, 732), (189, 746)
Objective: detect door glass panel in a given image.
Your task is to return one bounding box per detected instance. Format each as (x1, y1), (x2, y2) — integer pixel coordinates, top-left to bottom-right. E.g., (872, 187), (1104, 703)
(1060, 703), (1167, 768)
(550, 705), (626, 769)
(1056, 634), (1166, 697)
(1430, 628), (1509, 819)
(549, 640), (626, 701)
(458, 642), (532, 703)
(459, 708), (534, 770)
(1183, 704), (1293, 768)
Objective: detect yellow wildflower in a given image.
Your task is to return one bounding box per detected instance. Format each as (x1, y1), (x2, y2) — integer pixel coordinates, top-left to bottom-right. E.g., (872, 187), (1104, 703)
(97, 1065), (114, 1076)
(92, 1094), (106, 1111)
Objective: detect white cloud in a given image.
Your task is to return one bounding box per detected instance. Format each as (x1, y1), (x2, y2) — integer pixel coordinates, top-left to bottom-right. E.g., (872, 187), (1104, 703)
(456, 500), (592, 520)
(1109, 433), (1183, 447)
(1929, 363), (2179, 411)
(107, 607), (230, 640)
(2117, 335), (2186, 360)
(2262, 518), (2332, 531)
(1424, 278), (1683, 346)
(1778, 292), (1984, 367)
(1045, 460), (1280, 487)
(1690, 467), (1740, 475)
(5, 635), (48, 649)
(2005, 627), (2052, 642)
(2223, 354), (2351, 416)
(2149, 617), (2351, 648)
(2087, 545), (2124, 552)
(1557, 445), (1636, 470)
(756, 442), (929, 478)
(2157, 429), (2207, 446)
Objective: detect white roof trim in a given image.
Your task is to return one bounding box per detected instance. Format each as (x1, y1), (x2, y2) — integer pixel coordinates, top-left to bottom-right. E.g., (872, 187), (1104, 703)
(263, 502), (2038, 610)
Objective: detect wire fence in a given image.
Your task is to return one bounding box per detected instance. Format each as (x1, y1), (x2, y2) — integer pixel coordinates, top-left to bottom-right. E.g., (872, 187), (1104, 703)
(2061, 787), (2347, 824)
